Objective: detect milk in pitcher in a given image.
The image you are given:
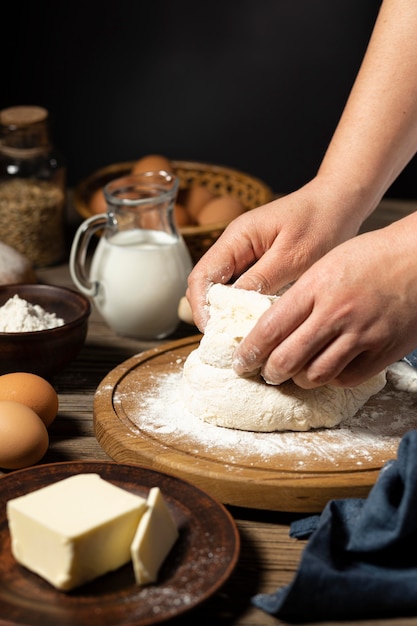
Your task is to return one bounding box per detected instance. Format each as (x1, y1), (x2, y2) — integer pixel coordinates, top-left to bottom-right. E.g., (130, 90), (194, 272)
(91, 228), (192, 339)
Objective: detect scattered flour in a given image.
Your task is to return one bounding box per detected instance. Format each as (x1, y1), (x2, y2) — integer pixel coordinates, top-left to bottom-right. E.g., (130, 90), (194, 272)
(112, 359), (417, 471)
(0, 294), (65, 332)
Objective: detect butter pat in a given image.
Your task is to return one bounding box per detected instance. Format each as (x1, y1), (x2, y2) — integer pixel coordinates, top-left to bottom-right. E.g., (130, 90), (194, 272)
(131, 486), (179, 584)
(7, 473), (147, 591)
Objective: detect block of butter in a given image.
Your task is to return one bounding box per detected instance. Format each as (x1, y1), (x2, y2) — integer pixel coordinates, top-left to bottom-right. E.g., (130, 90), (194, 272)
(7, 473), (147, 591)
(131, 486), (179, 585)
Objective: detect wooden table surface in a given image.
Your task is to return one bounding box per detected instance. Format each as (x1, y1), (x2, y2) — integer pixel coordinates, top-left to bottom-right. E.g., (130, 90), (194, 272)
(3, 196), (417, 626)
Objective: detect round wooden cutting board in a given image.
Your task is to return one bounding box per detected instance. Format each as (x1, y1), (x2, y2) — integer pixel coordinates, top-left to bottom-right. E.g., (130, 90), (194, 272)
(94, 335), (417, 513)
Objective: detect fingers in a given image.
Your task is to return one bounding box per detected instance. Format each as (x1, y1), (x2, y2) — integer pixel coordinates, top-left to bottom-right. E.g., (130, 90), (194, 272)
(185, 284), (210, 332)
(279, 334), (363, 389)
(186, 215), (263, 330)
(187, 208), (417, 390)
(231, 285), (317, 382)
(187, 212), (304, 329)
(233, 245), (299, 296)
(231, 268), (368, 389)
(232, 302), (372, 389)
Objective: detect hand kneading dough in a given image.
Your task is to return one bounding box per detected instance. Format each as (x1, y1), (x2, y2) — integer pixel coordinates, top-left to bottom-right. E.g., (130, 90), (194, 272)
(181, 284), (386, 432)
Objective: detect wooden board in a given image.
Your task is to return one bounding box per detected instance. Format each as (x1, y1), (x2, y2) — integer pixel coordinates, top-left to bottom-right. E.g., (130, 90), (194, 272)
(94, 336), (417, 513)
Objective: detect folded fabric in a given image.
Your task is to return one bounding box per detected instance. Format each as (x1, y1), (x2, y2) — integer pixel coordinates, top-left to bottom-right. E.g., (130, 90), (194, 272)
(403, 348), (417, 368)
(252, 429), (417, 623)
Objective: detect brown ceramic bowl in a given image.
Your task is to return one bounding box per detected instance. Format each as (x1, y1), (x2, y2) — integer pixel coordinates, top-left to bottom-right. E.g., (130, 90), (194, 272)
(0, 284), (91, 379)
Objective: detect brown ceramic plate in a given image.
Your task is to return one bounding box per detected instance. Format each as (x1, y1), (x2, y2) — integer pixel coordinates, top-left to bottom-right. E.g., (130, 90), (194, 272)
(0, 461), (240, 626)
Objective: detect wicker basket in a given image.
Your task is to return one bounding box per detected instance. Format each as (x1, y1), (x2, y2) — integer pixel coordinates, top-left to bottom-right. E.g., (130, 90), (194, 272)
(73, 160), (273, 264)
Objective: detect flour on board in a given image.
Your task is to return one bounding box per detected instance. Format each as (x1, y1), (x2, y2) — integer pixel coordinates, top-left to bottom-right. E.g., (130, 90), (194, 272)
(116, 360), (417, 471)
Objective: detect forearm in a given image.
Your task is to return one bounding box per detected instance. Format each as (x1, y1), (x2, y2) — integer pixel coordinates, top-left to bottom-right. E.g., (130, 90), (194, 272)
(318, 0), (417, 221)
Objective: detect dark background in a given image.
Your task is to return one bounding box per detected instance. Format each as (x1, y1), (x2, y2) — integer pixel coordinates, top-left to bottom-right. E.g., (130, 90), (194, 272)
(2, 0), (415, 198)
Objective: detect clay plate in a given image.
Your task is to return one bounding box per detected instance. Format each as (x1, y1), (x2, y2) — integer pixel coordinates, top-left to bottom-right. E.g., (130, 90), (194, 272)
(0, 460), (239, 626)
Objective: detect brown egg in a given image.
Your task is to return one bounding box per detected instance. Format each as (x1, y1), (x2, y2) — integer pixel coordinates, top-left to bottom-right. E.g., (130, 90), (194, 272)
(131, 154), (173, 175)
(177, 296), (195, 325)
(0, 372), (59, 427)
(197, 195), (245, 226)
(89, 187), (107, 215)
(0, 400), (49, 469)
(184, 184), (216, 222)
(174, 203), (190, 227)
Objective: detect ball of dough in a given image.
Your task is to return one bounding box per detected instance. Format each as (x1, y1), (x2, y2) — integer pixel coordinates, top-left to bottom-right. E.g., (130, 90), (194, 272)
(181, 284), (386, 432)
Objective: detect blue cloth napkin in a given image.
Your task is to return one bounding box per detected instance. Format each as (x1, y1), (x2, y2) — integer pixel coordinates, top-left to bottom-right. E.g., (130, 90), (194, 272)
(252, 429), (417, 623)
(403, 348), (417, 368)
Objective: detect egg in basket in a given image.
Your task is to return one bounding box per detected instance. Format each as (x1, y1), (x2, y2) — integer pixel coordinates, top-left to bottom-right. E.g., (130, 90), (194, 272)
(73, 155), (274, 264)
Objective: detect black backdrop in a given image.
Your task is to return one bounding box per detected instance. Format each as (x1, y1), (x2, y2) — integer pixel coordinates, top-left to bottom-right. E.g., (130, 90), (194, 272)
(2, 0), (415, 198)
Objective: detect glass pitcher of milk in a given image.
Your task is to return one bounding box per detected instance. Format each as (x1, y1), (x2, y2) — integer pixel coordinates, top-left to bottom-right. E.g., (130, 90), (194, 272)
(69, 171), (193, 339)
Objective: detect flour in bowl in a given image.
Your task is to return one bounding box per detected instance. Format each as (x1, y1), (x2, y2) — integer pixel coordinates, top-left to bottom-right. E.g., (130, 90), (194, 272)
(0, 294), (64, 332)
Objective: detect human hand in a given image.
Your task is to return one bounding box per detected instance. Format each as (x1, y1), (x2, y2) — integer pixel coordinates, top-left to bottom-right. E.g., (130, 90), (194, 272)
(232, 213), (417, 388)
(186, 176), (370, 331)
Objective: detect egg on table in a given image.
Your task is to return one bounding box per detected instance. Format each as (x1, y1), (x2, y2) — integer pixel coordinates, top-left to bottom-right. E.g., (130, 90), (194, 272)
(0, 372), (58, 427)
(0, 372), (59, 469)
(0, 400), (49, 470)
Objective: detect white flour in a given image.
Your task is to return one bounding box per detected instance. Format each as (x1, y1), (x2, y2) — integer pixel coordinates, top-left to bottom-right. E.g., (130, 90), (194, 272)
(112, 358), (417, 471)
(0, 294), (64, 332)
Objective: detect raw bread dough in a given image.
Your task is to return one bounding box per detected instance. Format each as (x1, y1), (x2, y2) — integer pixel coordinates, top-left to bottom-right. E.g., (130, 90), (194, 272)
(181, 284), (386, 432)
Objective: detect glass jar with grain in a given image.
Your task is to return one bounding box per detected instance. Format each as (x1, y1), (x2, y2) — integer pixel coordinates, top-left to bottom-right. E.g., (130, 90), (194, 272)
(0, 106), (66, 267)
